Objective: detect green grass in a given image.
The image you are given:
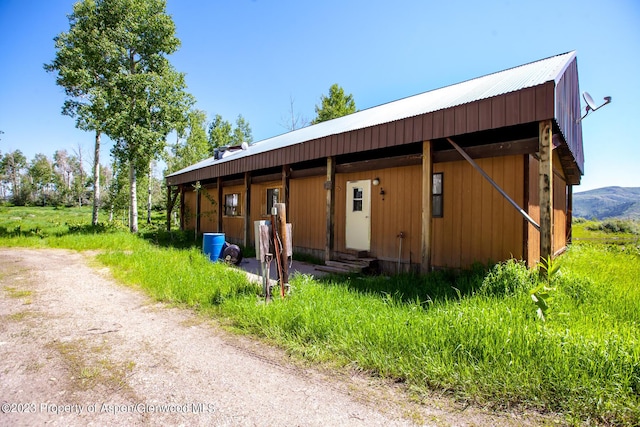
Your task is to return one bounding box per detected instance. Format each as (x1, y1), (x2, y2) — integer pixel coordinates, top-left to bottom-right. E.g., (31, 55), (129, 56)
(1, 206), (638, 426)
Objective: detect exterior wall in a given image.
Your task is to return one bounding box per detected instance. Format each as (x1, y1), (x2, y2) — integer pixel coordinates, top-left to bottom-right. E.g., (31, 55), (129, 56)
(432, 155), (525, 269)
(289, 175), (326, 257)
(334, 165), (423, 269)
(526, 151), (569, 266)
(527, 155), (541, 266)
(199, 185), (219, 232)
(221, 184), (245, 244)
(250, 179), (282, 226)
(553, 159), (568, 255)
(183, 188), (197, 231)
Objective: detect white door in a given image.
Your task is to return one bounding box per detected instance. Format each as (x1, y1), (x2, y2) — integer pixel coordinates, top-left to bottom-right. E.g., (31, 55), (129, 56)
(345, 180), (371, 251)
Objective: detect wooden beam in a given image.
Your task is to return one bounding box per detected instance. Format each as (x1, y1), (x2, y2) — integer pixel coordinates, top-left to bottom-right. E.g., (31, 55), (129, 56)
(336, 154), (422, 173)
(539, 120), (553, 263)
(446, 137), (540, 231)
(325, 157), (335, 262)
(252, 172), (282, 184)
(421, 141), (432, 274)
(433, 137), (539, 163)
(290, 166), (327, 179)
(282, 165), (291, 220)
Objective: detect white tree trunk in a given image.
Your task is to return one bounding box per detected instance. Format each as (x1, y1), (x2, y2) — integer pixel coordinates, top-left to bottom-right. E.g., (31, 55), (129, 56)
(147, 165), (152, 224)
(92, 131), (101, 226)
(129, 162), (138, 233)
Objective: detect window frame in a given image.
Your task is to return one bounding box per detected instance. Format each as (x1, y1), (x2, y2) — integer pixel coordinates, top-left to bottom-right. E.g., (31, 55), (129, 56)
(432, 172), (443, 218)
(224, 192), (241, 217)
(265, 187), (281, 216)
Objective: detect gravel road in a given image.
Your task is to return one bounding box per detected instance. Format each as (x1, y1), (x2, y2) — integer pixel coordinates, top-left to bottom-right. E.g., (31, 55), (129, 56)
(0, 248), (548, 426)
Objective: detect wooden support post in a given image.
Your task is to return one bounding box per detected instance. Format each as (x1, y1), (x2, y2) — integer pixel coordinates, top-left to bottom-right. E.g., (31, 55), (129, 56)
(166, 185), (172, 232)
(217, 177), (223, 233)
(539, 120), (553, 263)
(166, 186), (179, 232)
(282, 165), (290, 220)
(275, 202), (289, 298)
(179, 185), (185, 230)
(421, 141), (432, 274)
(243, 172), (251, 247)
(195, 183), (201, 240)
(567, 185), (573, 245)
(325, 156), (335, 262)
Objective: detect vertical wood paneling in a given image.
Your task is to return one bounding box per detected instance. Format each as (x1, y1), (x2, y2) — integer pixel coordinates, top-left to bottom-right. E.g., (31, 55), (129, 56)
(478, 99), (492, 130)
(431, 155), (524, 269)
(422, 112), (433, 141)
(491, 96), (506, 128)
(553, 173), (567, 253)
(335, 166), (422, 264)
(466, 102), (479, 133)
(433, 110), (444, 138)
(505, 92), (520, 126)
(520, 87), (536, 123)
(459, 158), (473, 267)
(443, 109), (455, 137)
(199, 186), (219, 232)
(405, 118), (415, 143)
(395, 120), (404, 147)
(183, 189), (197, 230)
(527, 155), (541, 266)
(375, 124), (385, 149)
(356, 129), (365, 152)
(535, 83), (555, 120)
(219, 184), (245, 242)
(290, 176), (326, 251)
(454, 105), (467, 135)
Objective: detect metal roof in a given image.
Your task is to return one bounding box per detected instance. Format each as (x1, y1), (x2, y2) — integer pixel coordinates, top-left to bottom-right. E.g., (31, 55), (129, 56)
(167, 51), (576, 178)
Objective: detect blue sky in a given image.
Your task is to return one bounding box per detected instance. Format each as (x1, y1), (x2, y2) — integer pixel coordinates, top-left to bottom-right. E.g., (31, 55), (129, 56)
(0, 0), (638, 192)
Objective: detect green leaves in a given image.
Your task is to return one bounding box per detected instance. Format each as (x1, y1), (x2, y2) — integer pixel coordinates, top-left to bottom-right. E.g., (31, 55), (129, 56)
(312, 83), (357, 124)
(530, 256), (560, 322)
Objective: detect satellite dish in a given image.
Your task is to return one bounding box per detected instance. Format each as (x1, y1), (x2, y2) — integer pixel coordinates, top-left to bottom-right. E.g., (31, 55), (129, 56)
(583, 92), (598, 112)
(578, 91), (612, 122)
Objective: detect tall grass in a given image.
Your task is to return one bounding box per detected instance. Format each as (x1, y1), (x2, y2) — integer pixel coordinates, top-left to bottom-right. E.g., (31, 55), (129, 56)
(1, 206), (638, 425)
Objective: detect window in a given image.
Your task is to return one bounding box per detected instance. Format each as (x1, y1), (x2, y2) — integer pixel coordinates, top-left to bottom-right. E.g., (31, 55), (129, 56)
(266, 188), (280, 215)
(224, 193), (240, 216)
(352, 187), (363, 212)
(432, 173), (443, 218)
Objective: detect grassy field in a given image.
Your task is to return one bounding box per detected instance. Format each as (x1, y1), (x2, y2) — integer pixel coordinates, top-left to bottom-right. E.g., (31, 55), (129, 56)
(1, 206), (639, 426)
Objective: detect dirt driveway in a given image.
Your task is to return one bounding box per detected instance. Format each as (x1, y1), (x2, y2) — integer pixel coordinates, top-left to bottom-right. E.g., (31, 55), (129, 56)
(0, 248), (547, 426)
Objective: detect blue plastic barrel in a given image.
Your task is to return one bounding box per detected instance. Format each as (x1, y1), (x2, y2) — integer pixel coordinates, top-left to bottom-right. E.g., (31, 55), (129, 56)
(202, 233), (225, 261)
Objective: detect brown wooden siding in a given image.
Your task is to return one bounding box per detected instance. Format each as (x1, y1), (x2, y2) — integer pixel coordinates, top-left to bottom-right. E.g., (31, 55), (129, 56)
(199, 186), (219, 232)
(432, 155), (525, 269)
(289, 176), (326, 253)
(183, 188), (197, 230)
(166, 82), (557, 186)
(334, 165), (423, 266)
(526, 151), (569, 265)
(554, 58), (584, 173)
(220, 184), (244, 243)
(553, 162), (568, 254)
(250, 180), (282, 225)
(527, 155), (541, 266)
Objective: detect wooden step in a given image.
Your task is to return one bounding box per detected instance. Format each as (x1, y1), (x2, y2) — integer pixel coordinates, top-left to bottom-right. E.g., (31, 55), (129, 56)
(314, 257), (380, 275)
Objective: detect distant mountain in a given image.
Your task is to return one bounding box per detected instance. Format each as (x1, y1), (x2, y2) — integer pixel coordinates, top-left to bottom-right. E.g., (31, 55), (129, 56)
(573, 187), (640, 220)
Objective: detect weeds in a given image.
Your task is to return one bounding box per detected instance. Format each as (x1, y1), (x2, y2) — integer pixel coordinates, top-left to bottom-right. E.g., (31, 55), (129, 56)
(1, 206), (639, 425)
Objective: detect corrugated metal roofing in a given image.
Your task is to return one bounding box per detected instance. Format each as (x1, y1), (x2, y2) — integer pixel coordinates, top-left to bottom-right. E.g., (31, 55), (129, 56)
(167, 51), (576, 178)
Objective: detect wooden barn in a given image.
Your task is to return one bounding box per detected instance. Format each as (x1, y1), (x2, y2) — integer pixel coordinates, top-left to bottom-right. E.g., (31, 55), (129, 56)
(165, 51), (585, 274)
